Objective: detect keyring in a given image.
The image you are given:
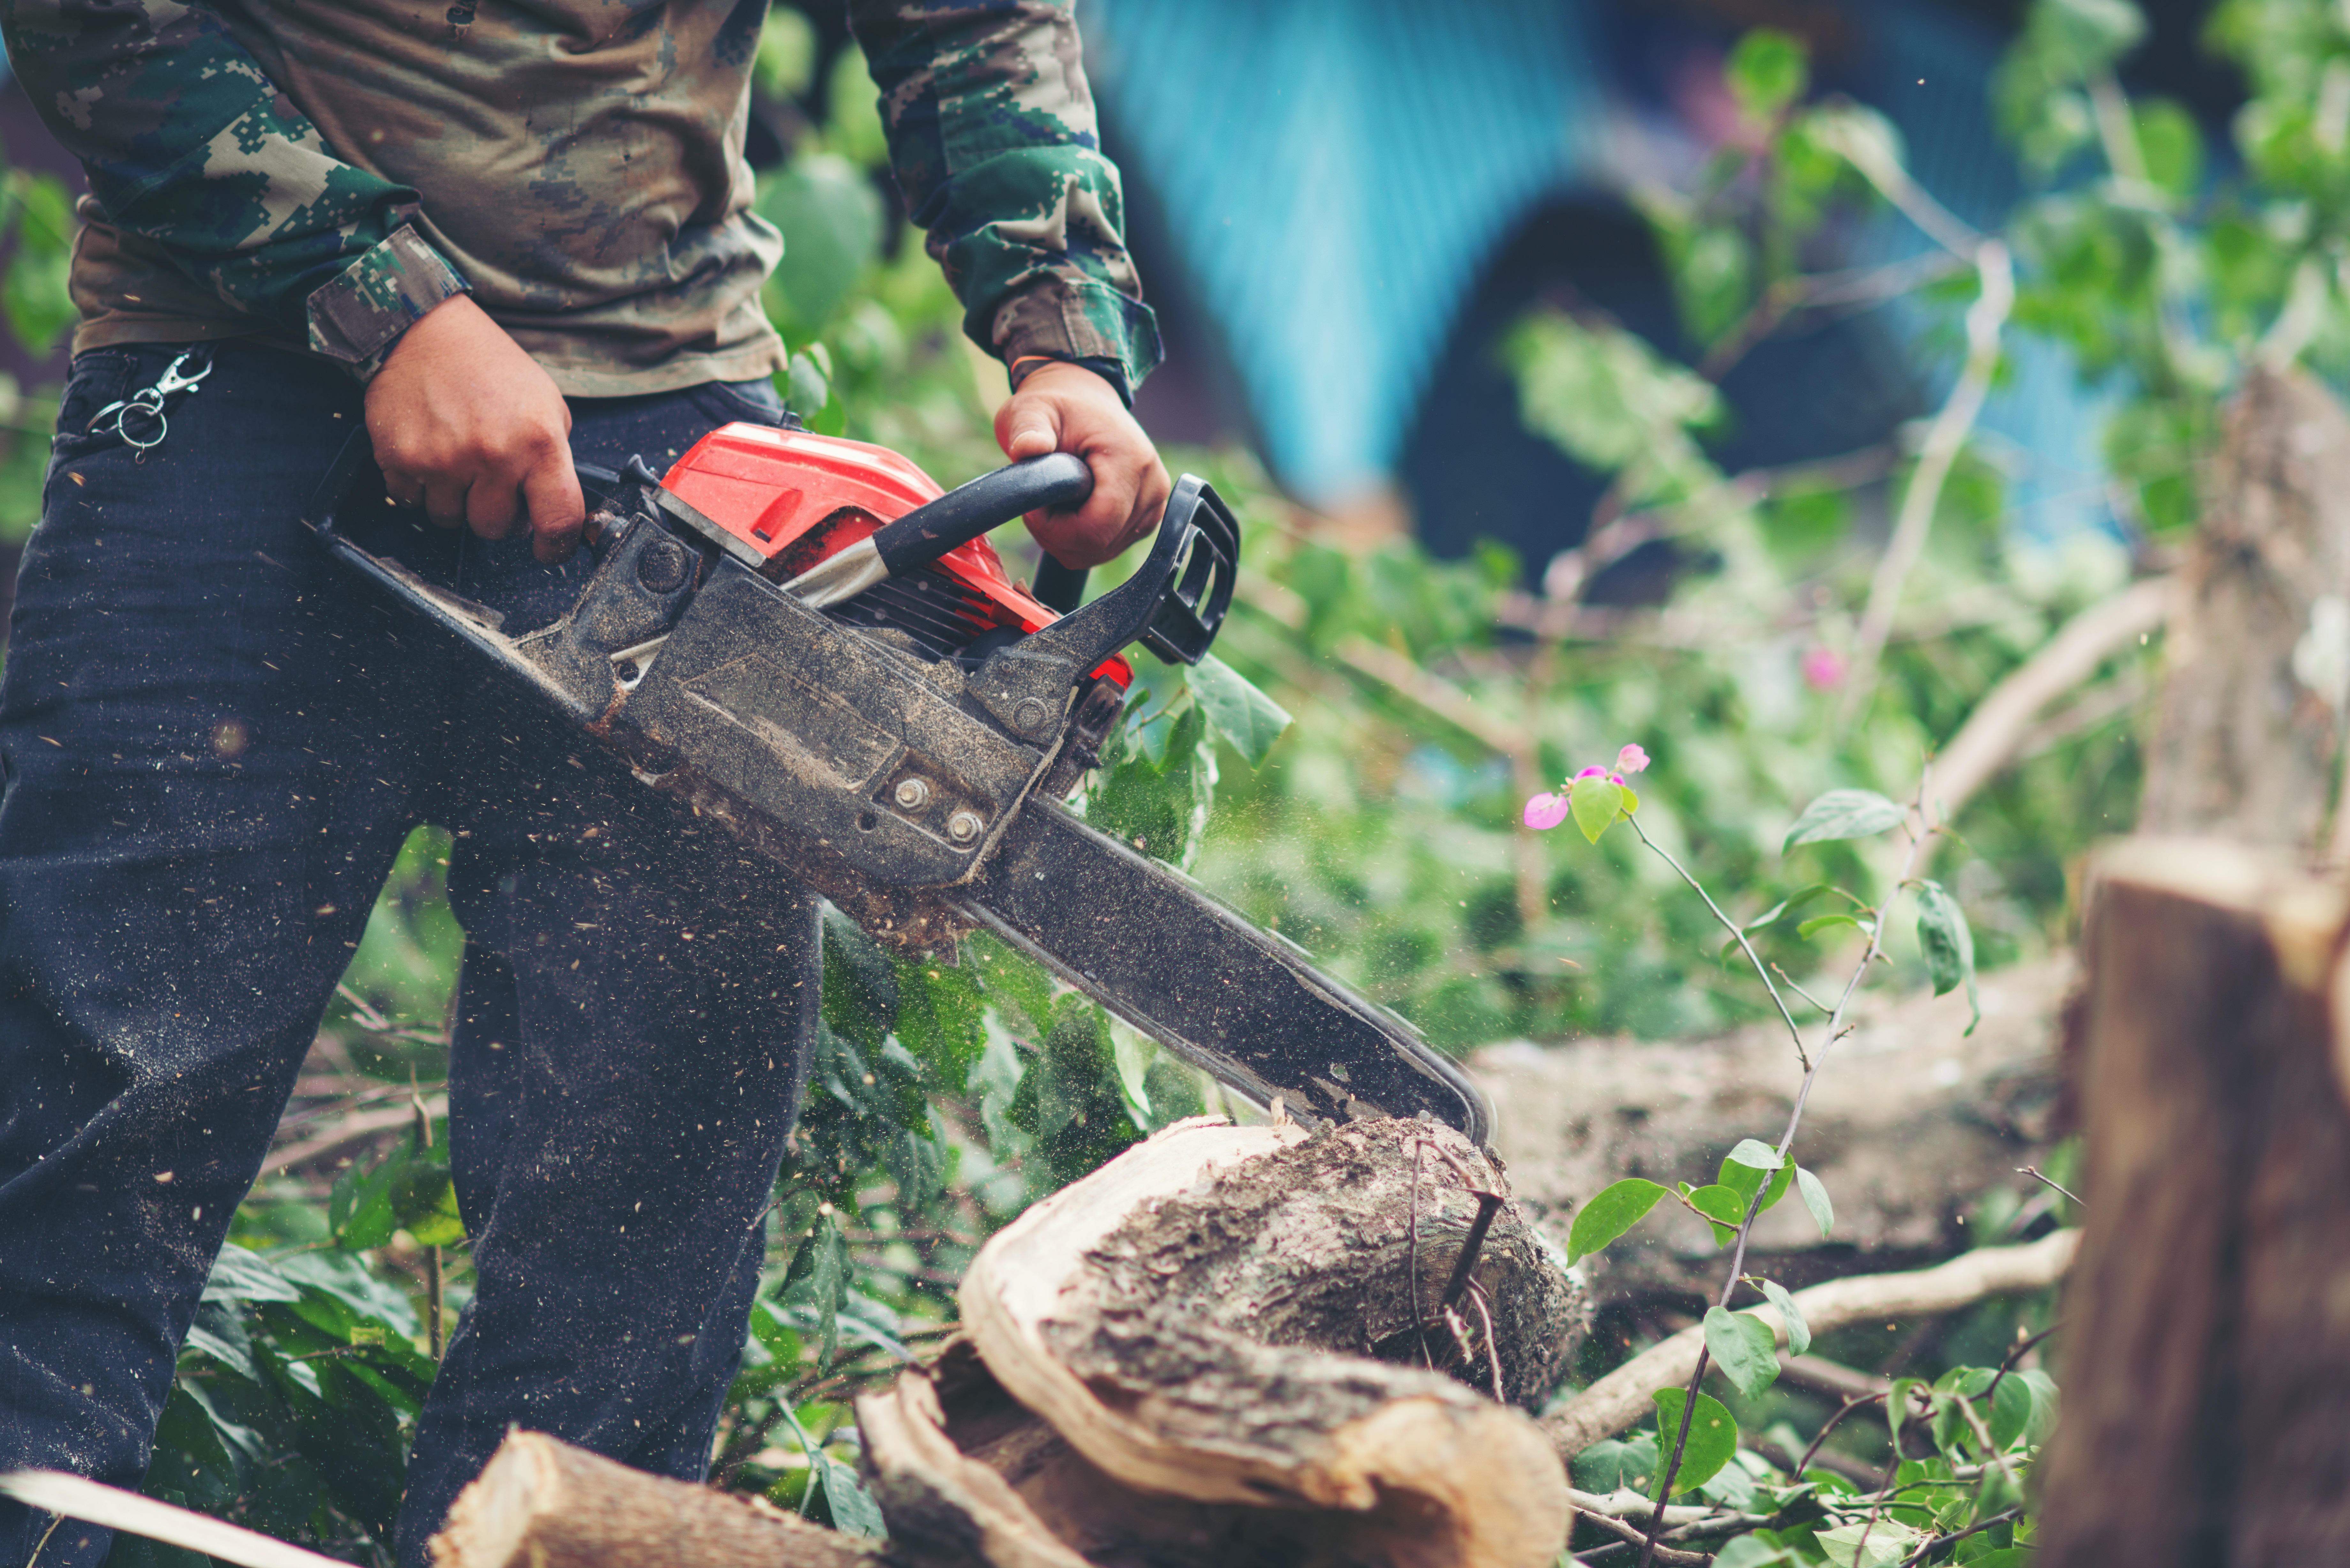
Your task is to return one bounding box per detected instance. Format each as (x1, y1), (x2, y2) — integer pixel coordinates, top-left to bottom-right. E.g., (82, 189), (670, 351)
(86, 349), (213, 459)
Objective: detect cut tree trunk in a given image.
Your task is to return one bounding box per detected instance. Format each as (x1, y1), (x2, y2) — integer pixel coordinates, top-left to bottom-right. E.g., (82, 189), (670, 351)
(428, 1430), (883, 1568)
(2139, 365), (2350, 854)
(2035, 838), (2350, 1565)
(865, 1114), (1582, 1568)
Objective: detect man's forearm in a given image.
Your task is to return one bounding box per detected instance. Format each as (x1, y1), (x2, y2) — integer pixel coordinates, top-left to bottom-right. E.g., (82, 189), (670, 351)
(847, 0), (1162, 395)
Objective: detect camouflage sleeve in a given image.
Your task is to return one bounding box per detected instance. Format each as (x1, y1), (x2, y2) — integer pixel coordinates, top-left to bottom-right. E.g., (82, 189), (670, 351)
(847, 0), (1163, 396)
(0, 0), (468, 377)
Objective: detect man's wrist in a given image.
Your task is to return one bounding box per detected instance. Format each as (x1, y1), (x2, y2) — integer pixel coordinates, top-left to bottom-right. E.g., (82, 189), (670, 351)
(307, 224), (471, 384)
(1007, 352), (1133, 407)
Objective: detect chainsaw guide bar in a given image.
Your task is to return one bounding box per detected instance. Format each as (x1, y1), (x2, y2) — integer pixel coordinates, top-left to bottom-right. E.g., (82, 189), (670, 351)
(303, 425), (1492, 1144)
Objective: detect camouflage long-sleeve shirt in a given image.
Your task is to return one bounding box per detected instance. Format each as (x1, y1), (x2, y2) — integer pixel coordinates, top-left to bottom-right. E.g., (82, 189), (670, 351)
(0, 0), (1160, 396)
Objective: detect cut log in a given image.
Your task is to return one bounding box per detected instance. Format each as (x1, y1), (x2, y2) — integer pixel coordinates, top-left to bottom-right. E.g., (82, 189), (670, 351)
(2139, 365), (2350, 854)
(1469, 957), (2068, 1303)
(428, 1430), (883, 1568)
(891, 1113), (1580, 1568)
(2036, 838), (2350, 1565)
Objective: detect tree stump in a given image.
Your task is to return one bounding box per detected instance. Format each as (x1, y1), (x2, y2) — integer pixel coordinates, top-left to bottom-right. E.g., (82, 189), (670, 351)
(2036, 838), (2350, 1565)
(864, 1114), (1582, 1568)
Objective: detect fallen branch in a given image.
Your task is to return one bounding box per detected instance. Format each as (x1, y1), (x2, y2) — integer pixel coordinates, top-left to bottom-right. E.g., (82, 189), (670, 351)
(430, 1431), (879, 1568)
(0, 1471), (345, 1568)
(1543, 1230), (2079, 1459)
(260, 1099), (445, 1178)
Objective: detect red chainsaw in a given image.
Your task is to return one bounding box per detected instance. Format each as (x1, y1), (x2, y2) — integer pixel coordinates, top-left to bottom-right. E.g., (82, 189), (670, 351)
(305, 421), (1491, 1142)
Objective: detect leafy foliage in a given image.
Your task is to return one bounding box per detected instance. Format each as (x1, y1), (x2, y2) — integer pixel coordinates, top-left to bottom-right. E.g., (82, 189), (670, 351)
(70, 0), (2349, 1562)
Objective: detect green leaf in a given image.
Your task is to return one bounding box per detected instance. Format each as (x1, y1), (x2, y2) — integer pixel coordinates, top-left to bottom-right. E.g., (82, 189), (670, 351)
(1567, 1178), (1667, 1264)
(1759, 1278), (1811, 1357)
(1185, 655), (1293, 767)
(808, 1214), (849, 1368)
(1703, 1306), (1781, 1400)
(201, 1244), (300, 1306)
(758, 153), (885, 336)
(1816, 1519), (1922, 1567)
(1571, 776), (1624, 843)
(1739, 884), (1846, 933)
(814, 1451), (887, 1537)
(2018, 1368), (2059, 1447)
(1726, 28), (1809, 122)
(1960, 1552), (2028, 1568)
(1686, 1183), (1748, 1247)
(1725, 1138), (1782, 1170)
(1650, 1387), (1741, 1497)
(1989, 1371), (2035, 1450)
(1796, 1166), (1835, 1239)
(1783, 789), (1907, 851)
(786, 347), (832, 416)
(1796, 912), (1872, 941)
(1914, 879), (1982, 1035)
(1719, 1152), (1794, 1227)
(1885, 1376), (1928, 1456)
(889, 950), (989, 1094)
(1571, 1434), (1660, 1495)
(2040, 0), (2147, 74)
(1714, 1537), (1802, 1568)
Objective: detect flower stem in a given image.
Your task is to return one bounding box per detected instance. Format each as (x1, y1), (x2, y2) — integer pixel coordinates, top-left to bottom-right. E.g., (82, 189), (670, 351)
(1627, 811), (1810, 1071)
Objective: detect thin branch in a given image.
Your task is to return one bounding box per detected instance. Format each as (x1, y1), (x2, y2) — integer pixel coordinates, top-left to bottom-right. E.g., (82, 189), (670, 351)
(1927, 577), (2170, 828)
(1842, 243), (2015, 724)
(2017, 1165), (2085, 1209)
(1628, 813), (1809, 1070)
(1797, 1391), (1889, 1478)
(1894, 1505), (2025, 1568)
(1636, 774), (1940, 1566)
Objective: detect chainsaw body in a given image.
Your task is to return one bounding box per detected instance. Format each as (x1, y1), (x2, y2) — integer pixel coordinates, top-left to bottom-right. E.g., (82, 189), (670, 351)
(305, 424), (1492, 1142)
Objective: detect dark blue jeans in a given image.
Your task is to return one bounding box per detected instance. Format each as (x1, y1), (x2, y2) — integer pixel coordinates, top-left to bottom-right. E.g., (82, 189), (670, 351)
(0, 343), (821, 1567)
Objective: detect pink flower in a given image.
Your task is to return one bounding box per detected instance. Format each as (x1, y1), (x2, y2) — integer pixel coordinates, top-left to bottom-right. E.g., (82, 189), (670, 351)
(1523, 792), (1571, 830)
(1575, 766), (1608, 780)
(1615, 743), (1650, 776)
(1802, 647), (1847, 691)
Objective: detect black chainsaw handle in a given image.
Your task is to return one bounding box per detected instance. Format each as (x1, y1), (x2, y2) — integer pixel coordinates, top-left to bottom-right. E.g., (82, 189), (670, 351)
(870, 452), (1092, 577)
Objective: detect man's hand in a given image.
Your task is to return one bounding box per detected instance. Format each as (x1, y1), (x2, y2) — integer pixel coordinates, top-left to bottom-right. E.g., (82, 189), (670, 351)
(994, 361), (1171, 569)
(365, 294), (585, 565)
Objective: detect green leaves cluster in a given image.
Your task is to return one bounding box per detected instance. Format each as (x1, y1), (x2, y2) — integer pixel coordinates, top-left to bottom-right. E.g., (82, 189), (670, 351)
(141, 1242), (438, 1564)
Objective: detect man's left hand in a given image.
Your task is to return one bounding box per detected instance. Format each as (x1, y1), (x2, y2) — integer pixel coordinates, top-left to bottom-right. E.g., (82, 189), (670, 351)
(995, 361), (1171, 569)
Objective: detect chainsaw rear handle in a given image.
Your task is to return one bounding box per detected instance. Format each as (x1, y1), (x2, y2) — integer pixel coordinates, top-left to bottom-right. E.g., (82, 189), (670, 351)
(871, 452), (1091, 577)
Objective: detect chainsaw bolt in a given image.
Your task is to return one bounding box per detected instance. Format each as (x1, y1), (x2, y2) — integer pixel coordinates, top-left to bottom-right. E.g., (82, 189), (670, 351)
(636, 538), (690, 593)
(946, 810), (983, 843)
(1013, 697), (1050, 734)
(893, 777), (932, 811)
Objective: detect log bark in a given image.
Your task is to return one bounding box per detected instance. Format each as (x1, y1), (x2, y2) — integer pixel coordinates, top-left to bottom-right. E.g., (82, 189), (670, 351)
(2139, 365), (2350, 854)
(867, 1113), (1582, 1568)
(429, 1430), (884, 1568)
(1468, 956), (2068, 1303)
(2036, 838), (2350, 1566)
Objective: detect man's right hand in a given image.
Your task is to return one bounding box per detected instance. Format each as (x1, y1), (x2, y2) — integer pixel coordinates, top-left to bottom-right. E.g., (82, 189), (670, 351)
(364, 294), (585, 565)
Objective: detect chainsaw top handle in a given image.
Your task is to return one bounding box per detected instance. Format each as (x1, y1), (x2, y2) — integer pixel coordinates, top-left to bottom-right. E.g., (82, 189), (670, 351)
(870, 451), (1091, 577)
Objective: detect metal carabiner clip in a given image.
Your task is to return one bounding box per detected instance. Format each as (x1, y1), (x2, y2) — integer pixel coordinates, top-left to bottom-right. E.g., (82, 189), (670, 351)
(88, 348), (215, 459)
